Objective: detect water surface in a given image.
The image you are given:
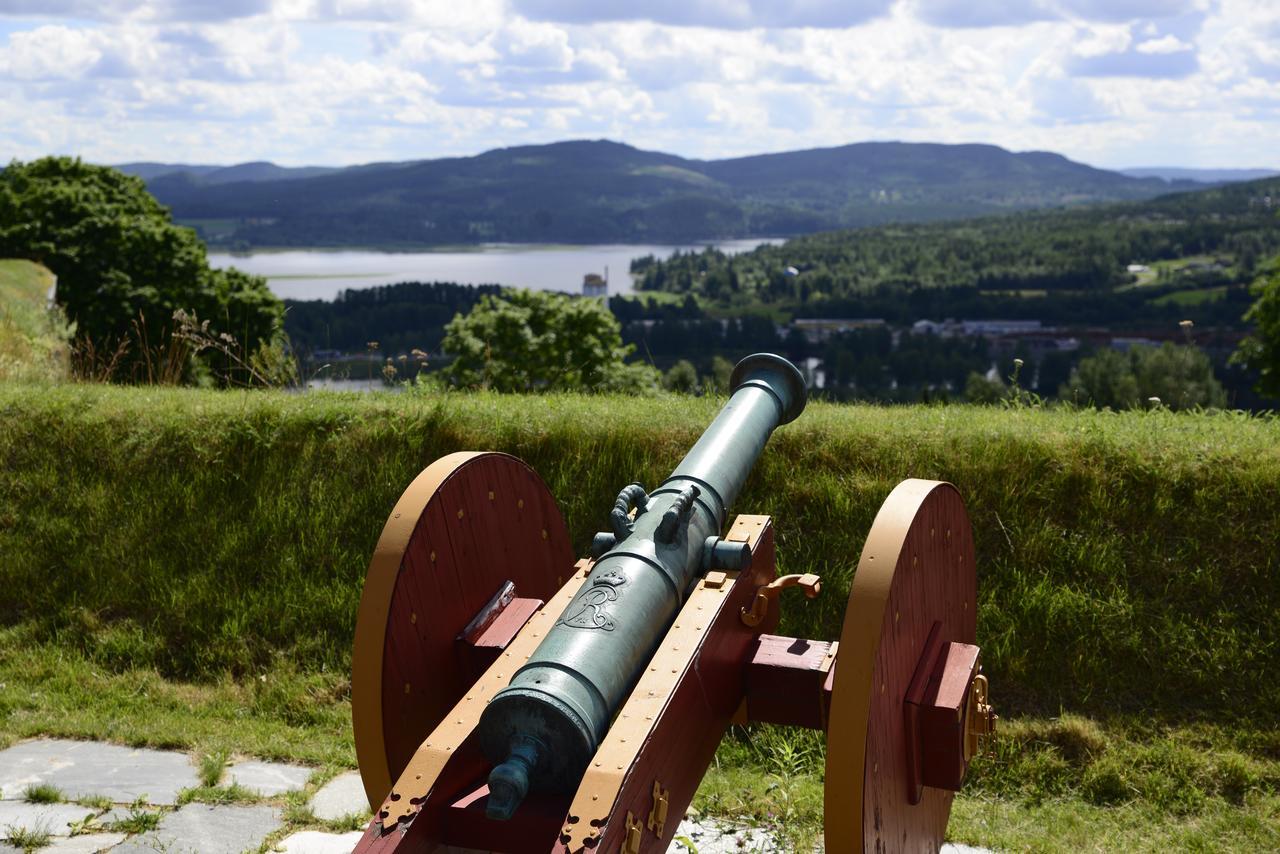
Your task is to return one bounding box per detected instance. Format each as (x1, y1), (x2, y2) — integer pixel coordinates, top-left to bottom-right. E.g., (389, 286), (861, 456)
(208, 239), (782, 301)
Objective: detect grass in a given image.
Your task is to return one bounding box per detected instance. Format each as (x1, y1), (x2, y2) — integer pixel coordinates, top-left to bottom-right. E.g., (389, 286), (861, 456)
(1, 386), (1276, 719)
(106, 802), (162, 835)
(198, 750), (229, 787)
(0, 259), (70, 383)
(1152, 284), (1230, 306)
(1, 385), (1278, 848)
(22, 783), (62, 804)
(2, 823), (52, 852)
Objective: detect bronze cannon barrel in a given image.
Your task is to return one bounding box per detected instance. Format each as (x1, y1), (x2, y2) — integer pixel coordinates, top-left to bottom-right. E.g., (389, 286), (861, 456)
(476, 353), (807, 820)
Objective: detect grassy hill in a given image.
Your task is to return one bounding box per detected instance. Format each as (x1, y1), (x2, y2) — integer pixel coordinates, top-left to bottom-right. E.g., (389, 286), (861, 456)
(120, 140), (1193, 248)
(1, 386), (1278, 847)
(0, 259), (70, 382)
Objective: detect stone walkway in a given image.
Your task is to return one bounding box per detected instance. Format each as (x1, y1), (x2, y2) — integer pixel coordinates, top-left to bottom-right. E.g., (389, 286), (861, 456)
(0, 738), (992, 853)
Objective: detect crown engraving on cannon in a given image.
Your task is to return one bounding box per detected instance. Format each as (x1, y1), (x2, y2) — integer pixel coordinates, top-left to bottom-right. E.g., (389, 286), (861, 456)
(556, 570), (626, 631)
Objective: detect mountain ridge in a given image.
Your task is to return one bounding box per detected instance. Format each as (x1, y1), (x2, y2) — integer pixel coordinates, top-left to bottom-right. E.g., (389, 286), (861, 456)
(112, 139), (1217, 247)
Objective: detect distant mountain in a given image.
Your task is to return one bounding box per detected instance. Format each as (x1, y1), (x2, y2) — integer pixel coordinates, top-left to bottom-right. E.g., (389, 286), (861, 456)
(116, 161), (339, 185)
(1120, 167), (1280, 183)
(126, 140), (1201, 248)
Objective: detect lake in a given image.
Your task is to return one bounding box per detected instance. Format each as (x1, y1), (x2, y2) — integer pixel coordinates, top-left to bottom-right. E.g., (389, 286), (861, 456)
(208, 239), (783, 302)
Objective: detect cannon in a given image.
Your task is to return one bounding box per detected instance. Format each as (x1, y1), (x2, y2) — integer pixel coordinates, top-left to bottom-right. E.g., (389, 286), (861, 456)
(350, 353), (995, 853)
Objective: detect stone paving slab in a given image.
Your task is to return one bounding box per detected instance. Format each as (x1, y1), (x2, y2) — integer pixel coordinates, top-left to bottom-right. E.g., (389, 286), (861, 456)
(44, 833), (128, 853)
(309, 772), (369, 821)
(112, 804), (281, 854)
(274, 830), (365, 853)
(0, 800), (97, 837)
(0, 739), (198, 805)
(671, 817), (779, 852)
(227, 760), (312, 796)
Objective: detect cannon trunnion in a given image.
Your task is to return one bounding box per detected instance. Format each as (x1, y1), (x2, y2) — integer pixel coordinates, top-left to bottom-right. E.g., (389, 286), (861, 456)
(349, 355), (995, 853)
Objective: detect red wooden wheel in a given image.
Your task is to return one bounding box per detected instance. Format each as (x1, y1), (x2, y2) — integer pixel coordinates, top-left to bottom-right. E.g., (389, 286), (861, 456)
(351, 452), (574, 810)
(825, 479), (977, 853)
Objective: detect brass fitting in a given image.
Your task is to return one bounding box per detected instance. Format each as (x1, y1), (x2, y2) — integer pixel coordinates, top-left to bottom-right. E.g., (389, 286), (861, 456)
(740, 573), (822, 627)
(964, 673), (997, 761)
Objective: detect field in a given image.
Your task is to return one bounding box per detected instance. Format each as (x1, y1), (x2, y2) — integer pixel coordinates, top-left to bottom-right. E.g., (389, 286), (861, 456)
(0, 260), (70, 383)
(1, 385), (1278, 850)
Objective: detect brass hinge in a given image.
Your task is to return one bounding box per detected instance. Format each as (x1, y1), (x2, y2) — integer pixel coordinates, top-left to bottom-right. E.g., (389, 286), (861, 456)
(647, 779), (670, 838)
(623, 810), (643, 854)
(741, 573), (822, 626)
(964, 672), (997, 760)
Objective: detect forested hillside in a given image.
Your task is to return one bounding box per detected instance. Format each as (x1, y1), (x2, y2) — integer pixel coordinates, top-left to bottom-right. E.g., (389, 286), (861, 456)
(634, 175), (1280, 308)
(130, 140), (1192, 248)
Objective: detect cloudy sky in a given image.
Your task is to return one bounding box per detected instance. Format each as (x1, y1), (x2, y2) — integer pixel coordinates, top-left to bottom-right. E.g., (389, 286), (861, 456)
(1, 0), (1277, 169)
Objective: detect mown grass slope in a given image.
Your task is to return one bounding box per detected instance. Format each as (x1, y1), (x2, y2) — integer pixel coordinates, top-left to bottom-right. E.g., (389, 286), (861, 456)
(2, 385), (1277, 720)
(0, 259), (69, 382)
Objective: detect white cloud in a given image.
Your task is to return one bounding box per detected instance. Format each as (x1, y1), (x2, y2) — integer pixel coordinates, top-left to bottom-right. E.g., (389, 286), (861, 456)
(0, 25), (102, 79)
(1135, 33), (1192, 53)
(0, 0), (1276, 168)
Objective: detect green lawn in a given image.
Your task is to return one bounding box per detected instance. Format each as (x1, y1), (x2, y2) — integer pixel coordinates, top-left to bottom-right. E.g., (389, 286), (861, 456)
(1152, 285), (1230, 307)
(0, 259), (70, 382)
(0, 258), (53, 304)
(1, 386), (1278, 850)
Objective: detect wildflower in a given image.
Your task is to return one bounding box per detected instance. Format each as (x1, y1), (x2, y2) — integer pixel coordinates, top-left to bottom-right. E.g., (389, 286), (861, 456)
(1013, 358), (1024, 368)
(1148, 396), (1161, 405)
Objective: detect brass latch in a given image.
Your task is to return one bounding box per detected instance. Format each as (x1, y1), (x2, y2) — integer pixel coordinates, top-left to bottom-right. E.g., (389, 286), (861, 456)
(741, 573), (822, 627)
(964, 673), (997, 761)
(623, 811), (642, 854)
(647, 780), (669, 838)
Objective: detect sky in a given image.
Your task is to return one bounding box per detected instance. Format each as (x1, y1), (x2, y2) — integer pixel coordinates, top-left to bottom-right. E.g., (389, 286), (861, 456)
(0, 0), (1277, 170)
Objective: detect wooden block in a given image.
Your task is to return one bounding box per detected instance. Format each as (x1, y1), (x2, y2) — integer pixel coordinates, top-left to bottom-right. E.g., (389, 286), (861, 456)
(744, 634), (835, 730)
(457, 595), (544, 678)
(904, 632), (981, 801)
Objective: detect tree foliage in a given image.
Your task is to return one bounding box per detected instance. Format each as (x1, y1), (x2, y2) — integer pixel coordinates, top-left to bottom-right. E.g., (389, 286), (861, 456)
(441, 289), (659, 393)
(0, 157), (283, 381)
(1232, 263), (1280, 399)
(634, 177), (1280, 309)
(662, 359), (699, 393)
(1060, 343), (1226, 410)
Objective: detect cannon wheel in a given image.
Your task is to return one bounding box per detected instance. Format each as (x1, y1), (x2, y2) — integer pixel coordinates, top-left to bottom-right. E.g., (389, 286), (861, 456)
(825, 480), (977, 853)
(351, 452), (575, 811)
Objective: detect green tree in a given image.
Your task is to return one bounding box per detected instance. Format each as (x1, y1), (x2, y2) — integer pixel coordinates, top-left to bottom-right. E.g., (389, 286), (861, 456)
(0, 157), (283, 381)
(1135, 342), (1227, 409)
(441, 289), (659, 393)
(964, 371), (1005, 404)
(1061, 341), (1226, 410)
(1233, 263), (1280, 398)
(1059, 348), (1140, 409)
(663, 359), (699, 393)
(707, 355), (734, 393)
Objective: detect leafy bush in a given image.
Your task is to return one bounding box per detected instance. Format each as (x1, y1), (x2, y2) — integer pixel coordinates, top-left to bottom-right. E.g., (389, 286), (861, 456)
(441, 289), (658, 393)
(0, 157), (284, 383)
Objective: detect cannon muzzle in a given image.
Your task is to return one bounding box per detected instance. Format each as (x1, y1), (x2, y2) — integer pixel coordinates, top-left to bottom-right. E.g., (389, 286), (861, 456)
(477, 353), (806, 819)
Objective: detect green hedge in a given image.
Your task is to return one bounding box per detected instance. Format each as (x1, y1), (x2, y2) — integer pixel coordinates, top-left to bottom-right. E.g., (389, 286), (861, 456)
(1, 385), (1277, 723)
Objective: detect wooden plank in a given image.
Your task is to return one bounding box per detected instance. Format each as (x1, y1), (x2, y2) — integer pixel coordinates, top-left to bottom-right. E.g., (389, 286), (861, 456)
(556, 515), (777, 853)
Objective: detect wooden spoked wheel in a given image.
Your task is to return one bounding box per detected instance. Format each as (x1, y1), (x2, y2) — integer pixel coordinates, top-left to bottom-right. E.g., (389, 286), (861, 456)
(825, 480), (977, 853)
(351, 452), (574, 811)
